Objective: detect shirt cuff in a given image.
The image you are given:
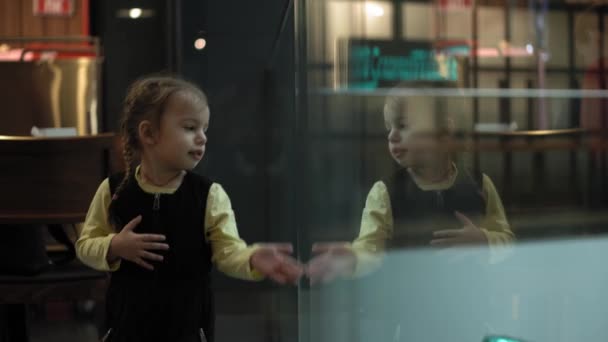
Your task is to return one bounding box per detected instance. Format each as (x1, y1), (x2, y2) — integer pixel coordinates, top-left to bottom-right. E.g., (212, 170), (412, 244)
(347, 243), (384, 278)
(103, 234), (122, 272)
(481, 228), (513, 264)
(245, 244), (265, 280)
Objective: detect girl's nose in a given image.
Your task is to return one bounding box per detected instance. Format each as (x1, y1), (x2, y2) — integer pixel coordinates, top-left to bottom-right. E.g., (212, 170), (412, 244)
(197, 130), (207, 145)
(388, 129), (400, 142)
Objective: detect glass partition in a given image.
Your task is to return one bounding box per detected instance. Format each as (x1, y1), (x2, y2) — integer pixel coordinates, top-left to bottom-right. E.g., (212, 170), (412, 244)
(295, 1), (608, 342)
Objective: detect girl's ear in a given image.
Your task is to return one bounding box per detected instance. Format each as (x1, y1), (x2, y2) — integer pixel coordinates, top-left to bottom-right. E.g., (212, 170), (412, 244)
(138, 120), (157, 146)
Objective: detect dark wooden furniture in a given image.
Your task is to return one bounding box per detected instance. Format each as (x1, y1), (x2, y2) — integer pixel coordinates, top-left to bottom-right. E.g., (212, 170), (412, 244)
(0, 133), (115, 342)
(470, 128), (608, 240)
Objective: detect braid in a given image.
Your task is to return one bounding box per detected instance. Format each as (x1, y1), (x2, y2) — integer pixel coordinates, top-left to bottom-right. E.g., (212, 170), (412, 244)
(113, 138), (135, 199)
(108, 128), (138, 229)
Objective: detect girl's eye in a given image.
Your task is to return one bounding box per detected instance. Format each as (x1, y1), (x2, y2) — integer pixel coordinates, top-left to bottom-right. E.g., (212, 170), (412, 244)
(386, 122), (407, 132)
(184, 126), (196, 131)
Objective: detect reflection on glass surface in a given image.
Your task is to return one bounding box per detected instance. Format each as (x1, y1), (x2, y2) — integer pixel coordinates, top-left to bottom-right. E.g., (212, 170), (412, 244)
(296, 1), (608, 342)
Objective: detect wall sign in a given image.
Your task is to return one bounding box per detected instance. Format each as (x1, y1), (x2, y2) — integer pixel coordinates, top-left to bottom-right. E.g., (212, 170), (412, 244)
(337, 39), (462, 89)
(33, 0), (74, 16)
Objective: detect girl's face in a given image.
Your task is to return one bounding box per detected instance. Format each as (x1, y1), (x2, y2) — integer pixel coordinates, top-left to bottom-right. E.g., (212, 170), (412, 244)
(384, 97), (447, 169)
(145, 92), (210, 172)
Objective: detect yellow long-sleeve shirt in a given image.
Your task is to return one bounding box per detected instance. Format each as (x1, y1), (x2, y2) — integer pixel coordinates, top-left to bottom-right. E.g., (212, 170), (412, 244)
(75, 166), (263, 280)
(350, 166), (514, 275)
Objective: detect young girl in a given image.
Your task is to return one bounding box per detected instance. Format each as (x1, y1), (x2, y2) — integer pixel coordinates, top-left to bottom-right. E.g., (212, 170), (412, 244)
(76, 76), (303, 342)
(307, 92), (514, 284)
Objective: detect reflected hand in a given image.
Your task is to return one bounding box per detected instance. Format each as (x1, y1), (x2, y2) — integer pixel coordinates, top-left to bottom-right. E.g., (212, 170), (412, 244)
(306, 242), (356, 285)
(250, 243), (304, 285)
(430, 211), (488, 248)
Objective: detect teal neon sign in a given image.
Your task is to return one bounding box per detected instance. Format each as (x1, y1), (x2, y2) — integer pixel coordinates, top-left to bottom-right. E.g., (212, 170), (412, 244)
(345, 40), (461, 89)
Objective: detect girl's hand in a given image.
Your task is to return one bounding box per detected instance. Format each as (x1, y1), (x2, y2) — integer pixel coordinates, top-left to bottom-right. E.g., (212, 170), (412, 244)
(430, 211), (488, 247)
(250, 243), (303, 285)
(306, 242), (356, 285)
(108, 215), (170, 270)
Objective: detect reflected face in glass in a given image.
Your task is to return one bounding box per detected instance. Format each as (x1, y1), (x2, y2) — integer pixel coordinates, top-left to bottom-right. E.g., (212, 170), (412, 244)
(383, 98), (443, 169)
(152, 92), (210, 172)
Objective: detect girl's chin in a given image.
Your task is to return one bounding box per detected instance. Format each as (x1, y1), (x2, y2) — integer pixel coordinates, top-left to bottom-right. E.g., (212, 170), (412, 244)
(393, 158), (411, 168)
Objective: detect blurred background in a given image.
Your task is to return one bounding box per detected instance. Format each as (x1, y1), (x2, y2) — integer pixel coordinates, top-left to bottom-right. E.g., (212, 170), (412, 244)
(2, 0), (608, 341)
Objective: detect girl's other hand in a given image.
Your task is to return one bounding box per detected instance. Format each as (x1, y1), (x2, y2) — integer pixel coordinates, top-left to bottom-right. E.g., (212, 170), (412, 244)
(430, 211), (488, 247)
(108, 215), (170, 270)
